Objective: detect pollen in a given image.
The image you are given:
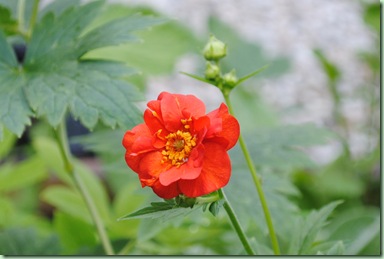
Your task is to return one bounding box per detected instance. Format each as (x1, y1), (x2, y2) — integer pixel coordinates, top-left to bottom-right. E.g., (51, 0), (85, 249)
(162, 129), (197, 167)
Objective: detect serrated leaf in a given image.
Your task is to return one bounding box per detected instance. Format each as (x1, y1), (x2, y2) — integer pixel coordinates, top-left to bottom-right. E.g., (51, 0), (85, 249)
(240, 123), (335, 168)
(0, 28), (32, 137)
(84, 4), (198, 75)
(0, 227), (61, 255)
(288, 200), (343, 255)
(39, 0), (81, 18)
(0, 1), (164, 136)
(24, 1), (105, 65)
(77, 14), (167, 56)
(119, 201), (201, 221)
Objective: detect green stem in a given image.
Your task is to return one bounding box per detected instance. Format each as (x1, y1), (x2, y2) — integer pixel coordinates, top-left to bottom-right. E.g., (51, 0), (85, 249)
(54, 121), (115, 255)
(223, 93), (281, 255)
(18, 0), (26, 34)
(118, 240), (136, 255)
(218, 189), (255, 255)
(27, 0), (40, 39)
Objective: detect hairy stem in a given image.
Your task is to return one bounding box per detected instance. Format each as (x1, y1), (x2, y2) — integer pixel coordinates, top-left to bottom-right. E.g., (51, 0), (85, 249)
(54, 121), (115, 255)
(223, 93), (281, 255)
(218, 189), (255, 255)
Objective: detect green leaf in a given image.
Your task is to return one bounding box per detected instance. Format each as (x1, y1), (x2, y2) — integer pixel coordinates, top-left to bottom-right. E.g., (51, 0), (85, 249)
(0, 5), (17, 35)
(53, 211), (97, 254)
(77, 14), (167, 56)
(241, 123), (335, 168)
(40, 163), (112, 225)
(287, 200), (343, 255)
(363, 3), (380, 34)
(325, 241), (345, 255)
(325, 206), (380, 255)
(0, 1), (165, 136)
(208, 201), (222, 217)
(234, 64), (269, 87)
(0, 157), (47, 192)
(0, 127), (16, 157)
(119, 201), (201, 221)
(0, 227), (61, 255)
(39, 0), (81, 18)
(0, 31), (32, 137)
(313, 49), (340, 83)
(84, 4), (198, 75)
(179, 71), (216, 86)
(41, 186), (91, 223)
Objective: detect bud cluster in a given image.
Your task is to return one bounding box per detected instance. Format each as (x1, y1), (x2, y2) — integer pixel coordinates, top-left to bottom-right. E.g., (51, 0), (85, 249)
(203, 35), (238, 90)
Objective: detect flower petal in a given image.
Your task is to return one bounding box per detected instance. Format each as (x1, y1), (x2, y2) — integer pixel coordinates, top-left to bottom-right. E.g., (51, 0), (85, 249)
(123, 124), (155, 172)
(151, 180), (181, 199)
(158, 92), (207, 132)
(139, 151), (169, 181)
(179, 142), (231, 197)
(159, 145), (204, 186)
(206, 103), (240, 150)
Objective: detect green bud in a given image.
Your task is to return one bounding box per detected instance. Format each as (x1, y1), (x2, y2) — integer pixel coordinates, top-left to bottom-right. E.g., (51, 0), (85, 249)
(203, 35), (227, 61)
(205, 62), (220, 80)
(223, 69), (238, 87)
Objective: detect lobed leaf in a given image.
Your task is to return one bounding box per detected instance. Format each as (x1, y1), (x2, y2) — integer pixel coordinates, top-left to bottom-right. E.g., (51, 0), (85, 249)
(0, 227), (61, 255)
(0, 0), (165, 137)
(288, 200), (343, 255)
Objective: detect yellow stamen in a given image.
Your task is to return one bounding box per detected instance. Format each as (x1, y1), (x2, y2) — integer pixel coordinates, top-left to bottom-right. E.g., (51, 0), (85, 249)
(161, 129), (197, 167)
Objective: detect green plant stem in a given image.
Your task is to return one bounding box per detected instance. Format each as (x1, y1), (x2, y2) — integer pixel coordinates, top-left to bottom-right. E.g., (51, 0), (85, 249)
(223, 92), (281, 255)
(27, 0), (40, 39)
(18, 0), (26, 34)
(118, 240), (136, 255)
(54, 121), (115, 255)
(218, 189), (255, 255)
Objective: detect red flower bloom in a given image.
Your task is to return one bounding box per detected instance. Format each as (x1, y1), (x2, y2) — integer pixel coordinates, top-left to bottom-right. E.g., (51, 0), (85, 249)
(122, 92), (240, 199)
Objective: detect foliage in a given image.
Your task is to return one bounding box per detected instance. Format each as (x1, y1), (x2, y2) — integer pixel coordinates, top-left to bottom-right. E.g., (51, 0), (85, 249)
(0, 0), (379, 256)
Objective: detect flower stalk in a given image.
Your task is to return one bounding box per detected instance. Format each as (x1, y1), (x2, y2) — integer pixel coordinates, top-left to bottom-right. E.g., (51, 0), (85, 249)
(222, 92), (281, 255)
(27, 0), (40, 39)
(54, 121), (115, 255)
(218, 189), (255, 255)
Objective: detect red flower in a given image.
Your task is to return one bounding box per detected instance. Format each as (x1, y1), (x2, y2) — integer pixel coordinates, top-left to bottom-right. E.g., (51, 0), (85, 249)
(122, 92), (240, 199)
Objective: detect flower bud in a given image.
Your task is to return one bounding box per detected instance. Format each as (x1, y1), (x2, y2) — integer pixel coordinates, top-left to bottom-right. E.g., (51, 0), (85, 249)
(223, 69), (238, 88)
(203, 35), (227, 61)
(205, 62), (220, 80)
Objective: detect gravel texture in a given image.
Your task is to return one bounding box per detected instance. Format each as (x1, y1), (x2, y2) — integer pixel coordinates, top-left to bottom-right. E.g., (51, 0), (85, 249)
(109, 1), (379, 162)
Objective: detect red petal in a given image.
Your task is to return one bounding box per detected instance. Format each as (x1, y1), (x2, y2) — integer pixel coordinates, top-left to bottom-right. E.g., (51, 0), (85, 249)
(139, 151), (169, 182)
(179, 142), (231, 197)
(122, 124), (154, 172)
(159, 145), (204, 186)
(206, 103), (240, 150)
(151, 180), (181, 199)
(157, 92), (207, 132)
(174, 93), (206, 118)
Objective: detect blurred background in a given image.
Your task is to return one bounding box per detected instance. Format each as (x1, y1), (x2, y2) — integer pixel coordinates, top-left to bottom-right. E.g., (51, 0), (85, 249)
(108, 0), (380, 162)
(0, 0), (380, 255)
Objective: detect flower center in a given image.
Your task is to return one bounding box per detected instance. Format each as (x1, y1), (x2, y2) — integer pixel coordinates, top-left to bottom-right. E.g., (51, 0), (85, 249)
(161, 130), (197, 167)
